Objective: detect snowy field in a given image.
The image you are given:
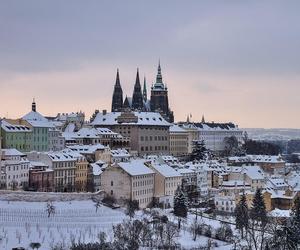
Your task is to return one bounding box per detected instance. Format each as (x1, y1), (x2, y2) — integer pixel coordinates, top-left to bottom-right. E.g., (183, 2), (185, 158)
(0, 200), (125, 250)
(0, 191), (233, 249)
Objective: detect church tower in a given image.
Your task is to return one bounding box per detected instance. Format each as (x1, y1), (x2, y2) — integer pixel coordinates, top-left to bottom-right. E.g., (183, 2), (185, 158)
(150, 61), (174, 122)
(111, 69), (124, 112)
(32, 98), (37, 112)
(132, 69), (144, 110)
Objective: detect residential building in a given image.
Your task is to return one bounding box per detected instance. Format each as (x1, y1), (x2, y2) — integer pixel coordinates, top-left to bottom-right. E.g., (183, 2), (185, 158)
(22, 100), (54, 152)
(101, 160), (155, 208)
(28, 151), (77, 192)
(29, 162), (54, 192)
(1, 119), (32, 152)
(147, 162), (182, 208)
(67, 144), (111, 163)
(228, 155), (285, 174)
(169, 125), (189, 157)
(1, 149), (30, 190)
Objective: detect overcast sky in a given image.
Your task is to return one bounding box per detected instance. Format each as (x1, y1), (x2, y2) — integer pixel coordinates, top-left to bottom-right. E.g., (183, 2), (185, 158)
(1, 1), (300, 128)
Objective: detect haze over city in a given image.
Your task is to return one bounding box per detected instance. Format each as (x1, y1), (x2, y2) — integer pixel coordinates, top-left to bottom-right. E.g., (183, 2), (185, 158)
(1, 1), (300, 128)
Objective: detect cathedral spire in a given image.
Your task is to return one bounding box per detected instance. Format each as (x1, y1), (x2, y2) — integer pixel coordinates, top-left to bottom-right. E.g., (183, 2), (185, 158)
(132, 68), (144, 110)
(116, 68), (121, 86)
(143, 76), (147, 102)
(32, 98), (36, 112)
(201, 114), (205, 123)
(111, 69), (123, 112)
(123, 95), (130, 109)
(156, 60), (163, 84)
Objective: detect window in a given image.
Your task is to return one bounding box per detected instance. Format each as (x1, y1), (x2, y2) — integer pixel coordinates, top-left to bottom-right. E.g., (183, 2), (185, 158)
(111, 190), (113, 195)
(111, 181), (113, 186)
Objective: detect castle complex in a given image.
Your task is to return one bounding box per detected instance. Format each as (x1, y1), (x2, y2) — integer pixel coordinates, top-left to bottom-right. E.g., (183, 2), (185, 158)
(111, 62), (174, 123)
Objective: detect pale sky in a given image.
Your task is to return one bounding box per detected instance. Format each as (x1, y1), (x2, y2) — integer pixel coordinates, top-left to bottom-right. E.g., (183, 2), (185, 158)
(1, 1), (300, 128)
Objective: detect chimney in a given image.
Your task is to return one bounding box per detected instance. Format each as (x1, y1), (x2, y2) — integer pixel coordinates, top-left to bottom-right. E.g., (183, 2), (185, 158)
(103, 110), (107, 115)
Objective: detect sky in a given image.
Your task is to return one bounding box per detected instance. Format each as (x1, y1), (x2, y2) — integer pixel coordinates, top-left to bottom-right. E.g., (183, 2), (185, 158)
(0, 1), (300, 128)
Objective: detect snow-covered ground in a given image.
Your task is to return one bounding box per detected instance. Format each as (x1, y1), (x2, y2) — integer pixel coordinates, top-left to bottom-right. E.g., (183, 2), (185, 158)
(0, 200), (125, 250)
(0, 191), (234, 249)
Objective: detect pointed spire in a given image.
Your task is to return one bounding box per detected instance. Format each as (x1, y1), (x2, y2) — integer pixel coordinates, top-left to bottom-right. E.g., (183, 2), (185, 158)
(115, 68), (121, 86)
(132, 68), (144, 110)
(111, 69), (123, 112)
(143, 76), (147, 102)
(156, 60), (163, 84)
(201, 115), (205, 123)
(123, 95), (130, 109)
(32, 98), (36, 112)
(135, 68), (140, 86)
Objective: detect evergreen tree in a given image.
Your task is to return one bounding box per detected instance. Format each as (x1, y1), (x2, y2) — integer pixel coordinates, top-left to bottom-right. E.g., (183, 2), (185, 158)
(191, 140), (207, 161)
(235, 193), (249, 238)
(173, 186), (188, 218)
(250, 189), (267, 226)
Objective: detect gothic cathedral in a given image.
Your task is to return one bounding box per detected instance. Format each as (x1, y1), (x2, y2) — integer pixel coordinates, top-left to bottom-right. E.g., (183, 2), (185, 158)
(111, 62), (174, 123)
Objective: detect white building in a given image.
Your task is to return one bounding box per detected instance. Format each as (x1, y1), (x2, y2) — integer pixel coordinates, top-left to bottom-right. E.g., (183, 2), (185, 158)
(214, 194), (236, 213)
(101, 159), (155, 208)
(1, 149), (30, 190)
(147, 162), (182, 208)
(179, 122), (243, 152)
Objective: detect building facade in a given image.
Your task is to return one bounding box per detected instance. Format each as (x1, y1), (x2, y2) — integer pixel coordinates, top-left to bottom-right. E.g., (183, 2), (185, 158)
(101, 160), (155, 208)
(91, 110), (170, 156)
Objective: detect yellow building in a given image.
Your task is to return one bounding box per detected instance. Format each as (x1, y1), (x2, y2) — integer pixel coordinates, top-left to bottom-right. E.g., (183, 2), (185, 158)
(75, 155), (89, 192)
(169, 125), (189, 157)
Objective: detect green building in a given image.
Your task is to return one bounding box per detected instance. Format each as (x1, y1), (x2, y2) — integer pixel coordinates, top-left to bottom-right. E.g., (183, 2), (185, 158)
(0, 119), (32, 152)
(22, 100), (53, 152)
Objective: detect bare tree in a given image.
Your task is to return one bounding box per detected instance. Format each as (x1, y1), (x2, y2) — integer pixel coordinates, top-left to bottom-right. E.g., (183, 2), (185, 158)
(45, 201), (55, 218)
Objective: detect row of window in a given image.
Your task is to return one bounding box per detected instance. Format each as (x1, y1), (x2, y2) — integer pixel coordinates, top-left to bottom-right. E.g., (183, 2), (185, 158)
(141, 136), (168, 141)
(8, 164), (29, 171)
(133, 179), (153, 187)
(141, 145), (168, 152)
(133, 188), (153, 196)
(7, 173), (28, 179)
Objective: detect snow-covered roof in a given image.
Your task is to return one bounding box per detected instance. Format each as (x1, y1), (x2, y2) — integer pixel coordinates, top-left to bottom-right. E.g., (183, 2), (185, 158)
(64, 123), (76, 133)
(169, 124), (187, 133)
(111, 149), (131, 158)
(1, 120), (32, 132)
(47, 151), (79, 162)
(150, 163), (182, 178)
(22, 111), (54, 128)
(2, 148), (25, 157)
(90, 163), (103, 176)
(242, 165), (265, 180)
(30, 161), (48, 167)
(228, 155), (285, 164)
(67, 144), (108, 154)
(91, 111), (170, 126)
(62, 127), (121, 140)
(269, 208), (290, 218)
(177, 168), (195, 175)
(221, 180), (250, 187)
(117, 160), (154, 176)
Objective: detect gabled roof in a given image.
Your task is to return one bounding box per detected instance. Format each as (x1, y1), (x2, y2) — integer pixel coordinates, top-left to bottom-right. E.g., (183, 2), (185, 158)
(1, 120), (32, 132)
(117, 160), (154, 176)
(22, 111), (54, 128)
(150, 163), (182, 178)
